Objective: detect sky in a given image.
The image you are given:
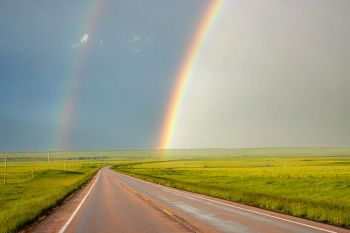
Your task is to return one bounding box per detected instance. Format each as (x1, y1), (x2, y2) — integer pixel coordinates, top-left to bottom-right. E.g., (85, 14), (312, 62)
(1, 0), (349, 151)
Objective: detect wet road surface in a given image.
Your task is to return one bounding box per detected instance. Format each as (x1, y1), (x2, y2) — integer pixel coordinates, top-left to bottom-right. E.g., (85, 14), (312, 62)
(31, 167), (349, 233)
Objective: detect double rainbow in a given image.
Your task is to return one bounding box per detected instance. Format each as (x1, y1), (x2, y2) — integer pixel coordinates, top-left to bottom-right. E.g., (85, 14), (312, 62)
(56, 0), (224, 150)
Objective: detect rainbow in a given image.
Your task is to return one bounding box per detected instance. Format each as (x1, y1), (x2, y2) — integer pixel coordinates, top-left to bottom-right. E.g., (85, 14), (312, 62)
(56, 0), (223, 150)
(159, 0), (224, 149)
(56, 0), (107, 150)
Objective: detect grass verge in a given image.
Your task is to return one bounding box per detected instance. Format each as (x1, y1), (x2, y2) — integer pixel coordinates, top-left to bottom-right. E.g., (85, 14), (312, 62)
(113, 154), (350, 228)
(0, 164), (99, 233)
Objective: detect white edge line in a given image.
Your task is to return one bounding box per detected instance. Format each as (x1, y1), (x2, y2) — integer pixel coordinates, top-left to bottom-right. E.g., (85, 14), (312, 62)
(58, 171), (100, 233)
(161, 187), (337, 233)
(119, 173), (337, 233)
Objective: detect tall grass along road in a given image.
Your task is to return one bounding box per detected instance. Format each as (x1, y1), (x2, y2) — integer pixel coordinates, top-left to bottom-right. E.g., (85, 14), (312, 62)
(0, 153), (100, 233)
(114, 152), (350, 229)
(30, 166), (348, 233)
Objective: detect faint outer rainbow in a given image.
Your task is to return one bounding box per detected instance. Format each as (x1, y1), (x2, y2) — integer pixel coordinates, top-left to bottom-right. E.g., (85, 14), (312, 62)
(159, 0), (224, 149)
(56, 0), (107, 150)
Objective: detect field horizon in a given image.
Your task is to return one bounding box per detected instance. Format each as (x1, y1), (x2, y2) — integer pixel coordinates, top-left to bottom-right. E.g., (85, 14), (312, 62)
(1, 147), (350, 232)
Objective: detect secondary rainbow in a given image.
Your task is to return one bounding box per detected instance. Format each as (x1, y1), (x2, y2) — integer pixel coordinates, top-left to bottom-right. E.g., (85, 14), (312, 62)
(159, 0), (224, 149)
(56, 0), (107, 150)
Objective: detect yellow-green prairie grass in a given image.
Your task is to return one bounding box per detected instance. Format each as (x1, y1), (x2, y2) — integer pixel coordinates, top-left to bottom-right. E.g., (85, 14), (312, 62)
(114, 153), (350, 228)
(0, 158), (100, 233)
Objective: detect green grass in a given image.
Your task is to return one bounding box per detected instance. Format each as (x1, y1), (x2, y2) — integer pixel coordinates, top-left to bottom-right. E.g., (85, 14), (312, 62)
(1, 148), (349, 232)
(0, 161), (100, 233)
(113, 148), (350, 228)
(0, 149), (162, 233)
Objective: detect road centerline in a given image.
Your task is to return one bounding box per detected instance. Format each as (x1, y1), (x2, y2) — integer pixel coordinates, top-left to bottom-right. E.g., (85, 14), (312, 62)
(117, 172), (338, 233)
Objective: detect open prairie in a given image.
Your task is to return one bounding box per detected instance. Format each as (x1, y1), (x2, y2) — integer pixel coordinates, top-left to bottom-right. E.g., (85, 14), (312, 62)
(0, 152), (102, 233)
(0, 150), (167, 233)
(2, 148), (350, 232)
(113, 148), (350, 228)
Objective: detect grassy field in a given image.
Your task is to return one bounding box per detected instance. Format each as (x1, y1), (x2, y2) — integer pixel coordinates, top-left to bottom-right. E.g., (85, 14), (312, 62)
(1, 148), (349, 232)
(113, 148), (350, 228)
(0, 153), (104, 233)
(0, 150), (166, 233)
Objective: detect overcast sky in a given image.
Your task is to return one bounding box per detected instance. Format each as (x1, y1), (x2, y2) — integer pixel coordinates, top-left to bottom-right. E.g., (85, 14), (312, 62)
(1, 0), (349, 151)
(172, 0), (350, 148)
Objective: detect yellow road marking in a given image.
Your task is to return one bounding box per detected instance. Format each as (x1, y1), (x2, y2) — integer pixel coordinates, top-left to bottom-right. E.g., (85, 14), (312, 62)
(163, 209), (173, 216)
(121, 172), (337, 233)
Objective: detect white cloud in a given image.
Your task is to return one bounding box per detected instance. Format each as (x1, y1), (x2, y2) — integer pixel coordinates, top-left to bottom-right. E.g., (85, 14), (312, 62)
(99, 40), (104, 45)
(128, 36), (141, 44)
(126, 35), (151, 54)
(70, 33), (90, 49)
(80, 33), (89, 44)
(145, 37), (152, 42)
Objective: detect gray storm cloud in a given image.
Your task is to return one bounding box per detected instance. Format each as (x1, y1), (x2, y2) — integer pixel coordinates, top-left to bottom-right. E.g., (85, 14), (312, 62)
(172, 0), (350, 148)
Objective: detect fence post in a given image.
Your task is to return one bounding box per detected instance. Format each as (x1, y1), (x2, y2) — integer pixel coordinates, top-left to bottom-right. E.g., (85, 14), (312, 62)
(57, 153), (60, 170)
(32, 153), (35, 178)
(4, 154), (8, 184)
(47, 152), (50, 170)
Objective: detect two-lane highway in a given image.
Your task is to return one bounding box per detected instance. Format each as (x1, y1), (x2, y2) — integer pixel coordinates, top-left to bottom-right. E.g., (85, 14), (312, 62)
(31, 167), (349, 233)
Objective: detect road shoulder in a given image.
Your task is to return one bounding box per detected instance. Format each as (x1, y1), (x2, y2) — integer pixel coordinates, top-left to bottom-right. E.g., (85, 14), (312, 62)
(22, 170), (100, 233)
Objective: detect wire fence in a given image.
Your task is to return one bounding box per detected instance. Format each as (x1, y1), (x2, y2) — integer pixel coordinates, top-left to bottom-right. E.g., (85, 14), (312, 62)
(1, 152), (102, 184)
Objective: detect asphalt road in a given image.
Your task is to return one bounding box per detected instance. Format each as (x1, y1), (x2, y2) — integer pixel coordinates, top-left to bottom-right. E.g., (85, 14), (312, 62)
(31, 167), (349, 233)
